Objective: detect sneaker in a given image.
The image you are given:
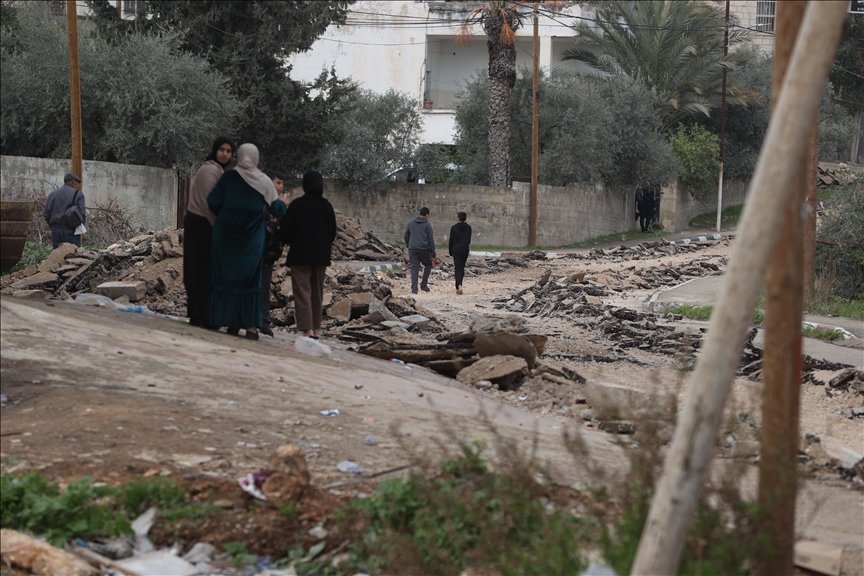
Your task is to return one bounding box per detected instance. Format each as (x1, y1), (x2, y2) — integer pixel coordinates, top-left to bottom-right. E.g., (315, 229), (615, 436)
(421, 286), (430, 292)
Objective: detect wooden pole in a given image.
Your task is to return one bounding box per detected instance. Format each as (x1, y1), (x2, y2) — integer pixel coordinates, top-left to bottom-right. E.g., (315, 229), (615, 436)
(629, 3), (848, 574)
(116, 0), (121, 17)
(716, 0), (730, 232)
(529, 2), (539, 247)
(66, 0), (83, 182)
(803, 127), (818, 301)
(757, 3), (826, 573)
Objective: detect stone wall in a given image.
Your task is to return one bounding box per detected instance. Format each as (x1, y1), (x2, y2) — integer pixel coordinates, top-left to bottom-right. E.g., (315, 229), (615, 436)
(0, 155), (177, 232)
(325, 178), (750, 249)
(658, 179), (749, 232)
(324, 180), (638, 248)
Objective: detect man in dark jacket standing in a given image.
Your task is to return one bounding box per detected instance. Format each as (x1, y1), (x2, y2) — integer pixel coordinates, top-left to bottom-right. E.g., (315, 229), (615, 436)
(279, 170), (336, 339)
(448, 212), (471, 295)
(43, 172), (85, 248)
(404, 207), (436, 294)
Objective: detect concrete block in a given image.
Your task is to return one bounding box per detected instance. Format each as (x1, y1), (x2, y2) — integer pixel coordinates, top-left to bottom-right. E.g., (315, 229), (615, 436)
(11, 272), (58, 289)
(399, 314), (430, 328)
(37, 243), (78, 274)
(12, 290), (47, 300)
(583, 380), (671, 419)
(327, 298), (352, 321)
(96, 281), (146, 302)
(794, 540), (842, 576)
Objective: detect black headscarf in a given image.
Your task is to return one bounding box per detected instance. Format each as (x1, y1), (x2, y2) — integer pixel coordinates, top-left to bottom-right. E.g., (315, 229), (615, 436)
(205, 135), (236, 167)
(303, 170), (324, 196)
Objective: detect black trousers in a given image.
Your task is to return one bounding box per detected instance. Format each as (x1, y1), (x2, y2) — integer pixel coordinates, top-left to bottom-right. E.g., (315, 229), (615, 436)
(183, 211), (212, 325)
(453, 252), (468, 289)
(639, 214), (650, 232)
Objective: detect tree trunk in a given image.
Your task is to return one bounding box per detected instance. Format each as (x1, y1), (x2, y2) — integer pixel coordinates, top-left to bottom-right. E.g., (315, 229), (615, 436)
(486, 16), (517, 188)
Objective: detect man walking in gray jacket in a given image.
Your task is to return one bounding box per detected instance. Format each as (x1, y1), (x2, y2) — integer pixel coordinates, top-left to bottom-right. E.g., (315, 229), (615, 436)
(43, 172), (85, 248)
(404, 207), (436, 294)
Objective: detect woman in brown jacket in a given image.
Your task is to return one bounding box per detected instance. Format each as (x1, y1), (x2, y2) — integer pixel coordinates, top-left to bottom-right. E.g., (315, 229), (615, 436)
(184, 135), (235, 327)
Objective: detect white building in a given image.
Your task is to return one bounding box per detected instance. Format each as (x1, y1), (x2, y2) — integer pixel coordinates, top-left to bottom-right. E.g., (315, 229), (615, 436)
(288, 1), (589, 145)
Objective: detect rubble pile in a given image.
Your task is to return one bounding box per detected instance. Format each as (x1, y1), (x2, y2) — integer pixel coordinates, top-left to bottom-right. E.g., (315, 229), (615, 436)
(575, 239), (729, 263)
(331, 210), (404, 261)
(817, 163), (841, 189)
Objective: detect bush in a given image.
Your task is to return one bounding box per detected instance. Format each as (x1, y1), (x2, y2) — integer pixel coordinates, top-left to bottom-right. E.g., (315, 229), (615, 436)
(814, 184), (864, 301)
(818, 83), (860, 162)
(669, 124), (720, 199)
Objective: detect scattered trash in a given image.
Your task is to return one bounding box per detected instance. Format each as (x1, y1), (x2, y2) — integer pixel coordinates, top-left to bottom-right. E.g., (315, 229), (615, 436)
(295, 336), (333, 358)
(337, 460), (362, 474)
(579, 562), (619, 576)
(390, 358), (405, 364)
(308, 525), (328, 540)
(181, 542), (217, 564)
(518, 395), (528, 401)
(0, 394), (7, 403)
(320, 409), (340, 417)
(354, 384), (364, 389)
(239, 472), (271, 501)
(365, 435), (375, 446)
(115, 549), (198, 576)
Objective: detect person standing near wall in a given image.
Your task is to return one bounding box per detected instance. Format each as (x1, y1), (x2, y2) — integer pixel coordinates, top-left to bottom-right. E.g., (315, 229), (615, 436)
(279, 170), (337, 340)
(207, 143), (286, 340)
(404, 207), (436, 295)
(184, 135), (235, 328)
(448, 211), (471, 295)
(260, 170), (286, 337)
(43, 172), (85, 248)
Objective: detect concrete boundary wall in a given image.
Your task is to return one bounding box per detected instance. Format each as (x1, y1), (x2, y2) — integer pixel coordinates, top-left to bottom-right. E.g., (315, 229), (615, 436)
(326, 179), (749, 248)
(1, 155), (177, 233)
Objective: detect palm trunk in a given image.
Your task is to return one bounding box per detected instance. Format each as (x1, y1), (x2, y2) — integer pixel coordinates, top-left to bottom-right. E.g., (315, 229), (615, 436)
(486, 17), (517, 188)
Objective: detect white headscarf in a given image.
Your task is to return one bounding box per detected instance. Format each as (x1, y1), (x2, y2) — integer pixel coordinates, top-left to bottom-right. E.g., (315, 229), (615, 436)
(234, 143), (278, 205)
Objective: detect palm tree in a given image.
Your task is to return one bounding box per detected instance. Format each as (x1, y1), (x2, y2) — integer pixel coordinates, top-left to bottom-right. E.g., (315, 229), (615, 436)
(458, 1), (529, 187)
(563, 0), (762, 133)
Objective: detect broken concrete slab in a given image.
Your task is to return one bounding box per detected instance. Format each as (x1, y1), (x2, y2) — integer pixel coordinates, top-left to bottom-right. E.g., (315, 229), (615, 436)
(96, 281), (146, 302)
(456, 354), (528, 390)
(369, 297), (399, 322)
(11, 289), (47, 300)
(11, 272), (59, 290)
(381, 320), (410, 329)
(36, 243), (78, 274)
(327, 298), (352, 321)
(399, 314), (431, 328)
(475, 332), (538, 366)
(794, 540), (842, 576)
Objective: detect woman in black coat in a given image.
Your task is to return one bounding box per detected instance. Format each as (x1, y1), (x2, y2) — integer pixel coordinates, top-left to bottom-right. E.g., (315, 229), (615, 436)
(279, 170), (337, 339)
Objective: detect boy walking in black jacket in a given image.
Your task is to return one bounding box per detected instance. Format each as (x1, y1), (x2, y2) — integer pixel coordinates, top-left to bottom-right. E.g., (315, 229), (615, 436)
(448, 212), (472, 295)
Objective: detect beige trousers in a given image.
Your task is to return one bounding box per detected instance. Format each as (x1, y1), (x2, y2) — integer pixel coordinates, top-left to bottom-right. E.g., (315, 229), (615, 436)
(291, 265), (326, 331)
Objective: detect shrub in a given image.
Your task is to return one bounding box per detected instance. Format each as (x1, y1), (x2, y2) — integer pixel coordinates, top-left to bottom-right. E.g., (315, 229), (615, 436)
(669, 124), (720, 200)
(814, 184), (864, 301)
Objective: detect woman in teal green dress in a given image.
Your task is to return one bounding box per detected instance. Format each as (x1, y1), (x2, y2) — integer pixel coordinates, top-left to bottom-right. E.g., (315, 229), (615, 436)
(207, 143), (286, 340)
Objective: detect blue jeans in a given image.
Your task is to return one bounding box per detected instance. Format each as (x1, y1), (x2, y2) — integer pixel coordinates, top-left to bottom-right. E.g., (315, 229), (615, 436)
(51, 228), (80, 249)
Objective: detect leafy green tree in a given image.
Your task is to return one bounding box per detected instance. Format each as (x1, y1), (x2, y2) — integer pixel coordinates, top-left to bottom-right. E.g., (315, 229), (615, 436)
(828, 16), (864, 118)
(323, 90), (446, 195)
(818, 82), (860, 162)
(85, 0), (356, 177)
(668, 124), (719, 198)
(0, 1), (238, 169)
(563, 0), (761, 133)
(453, 71), (678, 188)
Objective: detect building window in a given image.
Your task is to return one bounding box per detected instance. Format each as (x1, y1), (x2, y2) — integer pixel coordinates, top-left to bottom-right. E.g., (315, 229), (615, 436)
(122, 0), (145, 18)
(755, 1), (776, 33)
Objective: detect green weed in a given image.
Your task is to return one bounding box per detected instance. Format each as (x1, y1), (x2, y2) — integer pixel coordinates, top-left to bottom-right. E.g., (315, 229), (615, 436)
(805, 297), (864, 320)
(5, 241), (52, 274)
(341, 437), (591, 576)
(802, 325), (844, 342)
(666, 304), (714, 321)
(224, 541), (259, 568)
(690, 205), (743, 231)
(0, 473), (130, 547)
(278, 501), (300, 518)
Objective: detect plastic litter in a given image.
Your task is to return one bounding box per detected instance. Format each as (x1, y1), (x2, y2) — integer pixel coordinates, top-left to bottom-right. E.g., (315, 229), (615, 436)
(518, 395), (528, 401)
(130, 506), (157, 555)
(337, 460), (362, 474)
(320, 409), (340, 417)
(308, 525), (328, 540)
(390, 358), (405, 364)
(365, 435), (375, 446)
(114, 550), (198, 576)
(239, 472), (271, 501)
(181, 542), (216, 564)
(70, 293), (154, 315)
(579, 562), (619, 576)
(294, 336), (332, 358)
(0, 394), (7, 403)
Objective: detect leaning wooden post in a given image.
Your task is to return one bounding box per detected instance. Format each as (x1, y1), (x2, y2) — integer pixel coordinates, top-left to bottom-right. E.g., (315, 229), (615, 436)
(629, 3), (848, 574)
(756, 2), (819, 573)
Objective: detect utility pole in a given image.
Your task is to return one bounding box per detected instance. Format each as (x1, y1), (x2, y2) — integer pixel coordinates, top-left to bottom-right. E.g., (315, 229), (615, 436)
(716, 0), (730, 232)
(756, 2), (823, 573)
(629, 3), (848, 574)
(66, 0), (83, 182)
(529, 2), (539, 247)
(116, 0), (121, 17)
